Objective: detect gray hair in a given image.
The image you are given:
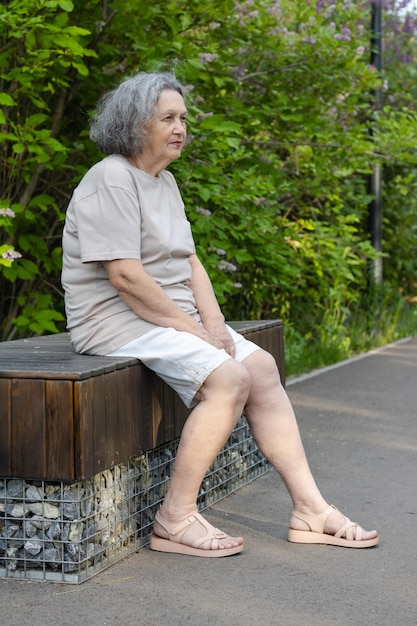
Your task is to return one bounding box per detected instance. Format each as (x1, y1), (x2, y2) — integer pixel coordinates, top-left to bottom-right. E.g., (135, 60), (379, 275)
(89, 71), (185, 156)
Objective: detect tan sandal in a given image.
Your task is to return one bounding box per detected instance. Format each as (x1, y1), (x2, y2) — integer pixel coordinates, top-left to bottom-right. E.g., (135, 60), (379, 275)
(288, 505), (379, 548)
(150, 510), (244, 557)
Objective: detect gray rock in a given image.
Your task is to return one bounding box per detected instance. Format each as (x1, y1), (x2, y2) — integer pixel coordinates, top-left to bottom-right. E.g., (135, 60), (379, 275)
(62, 491), (80, 520)
(6, 504), (25, 518)
(28, 502), (60, 519)
(46, 521), (61, 540)
(25, 485), (44, 501)
(6, 479), (25, 499)
(24, 538), (43, 556)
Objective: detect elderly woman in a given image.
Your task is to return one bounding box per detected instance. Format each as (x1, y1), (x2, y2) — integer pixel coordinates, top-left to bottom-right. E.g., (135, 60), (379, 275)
(62, 71), (378, 557)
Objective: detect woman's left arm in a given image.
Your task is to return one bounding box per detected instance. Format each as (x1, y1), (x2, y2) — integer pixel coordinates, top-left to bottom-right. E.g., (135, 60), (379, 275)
(189, 253), (236, 357)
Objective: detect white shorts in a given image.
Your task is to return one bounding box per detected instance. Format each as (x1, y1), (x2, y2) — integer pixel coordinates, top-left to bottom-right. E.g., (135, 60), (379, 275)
(106, 325), (260, 408)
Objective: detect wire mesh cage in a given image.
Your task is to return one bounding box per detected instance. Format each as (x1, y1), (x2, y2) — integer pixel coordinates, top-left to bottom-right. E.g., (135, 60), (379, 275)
(0, 415), (269, 584)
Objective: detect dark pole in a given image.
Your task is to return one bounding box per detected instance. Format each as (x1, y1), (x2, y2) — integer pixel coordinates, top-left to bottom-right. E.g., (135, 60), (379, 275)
(369, 1), (383, 284)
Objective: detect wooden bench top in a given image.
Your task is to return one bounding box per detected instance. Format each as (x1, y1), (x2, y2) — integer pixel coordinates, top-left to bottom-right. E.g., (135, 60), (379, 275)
(0, 321), (282, 380)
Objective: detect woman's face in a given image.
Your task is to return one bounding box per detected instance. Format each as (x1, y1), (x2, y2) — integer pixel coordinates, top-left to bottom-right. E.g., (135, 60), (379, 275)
(141, 89), (187, 173)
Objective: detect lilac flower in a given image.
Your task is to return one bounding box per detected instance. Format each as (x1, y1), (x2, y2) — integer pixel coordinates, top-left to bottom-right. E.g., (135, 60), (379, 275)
(198, 53), (219, 64)
(196, 207), (212, 217)
(303, 36), (317, 45)
(267, 1), (281, 19)
(315, 0), (336, 14)
(196, 111), (214, 121)
(0, 208), (15, 217)
(333, 33), (351, 42)
(218, 260), (237, 272)
(2, 249), (22, 261)
(371, 0), (391, 7)
(182, 84), (195, 96)
(234, 0), (259, 26)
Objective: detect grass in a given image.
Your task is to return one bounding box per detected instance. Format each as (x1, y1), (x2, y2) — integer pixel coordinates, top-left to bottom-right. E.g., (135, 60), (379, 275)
(284, 290), (417, 377)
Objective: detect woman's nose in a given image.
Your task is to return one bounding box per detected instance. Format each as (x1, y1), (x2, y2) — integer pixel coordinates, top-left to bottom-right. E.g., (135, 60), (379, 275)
(173, 118), (186, 133)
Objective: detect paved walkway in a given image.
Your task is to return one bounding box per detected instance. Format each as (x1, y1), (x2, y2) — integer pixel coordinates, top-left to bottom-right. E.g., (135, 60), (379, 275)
(1, 338), (417, 626)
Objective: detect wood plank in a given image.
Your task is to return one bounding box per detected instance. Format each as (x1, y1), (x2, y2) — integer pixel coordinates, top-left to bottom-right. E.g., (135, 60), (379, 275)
(45, 380), (74, 481)
(74, 367), (148, 479)
(139, 366), (155, 453)
(90, 375), (108, 474)
(103, 371), (123, 470)
(0, 379), (11, 475)
(120, 364), (146, 460)
(150, 373), (165, 449)
(11, 379), (46, 478)
(74, 378), (95, 479)
(108, 369), (130, 467)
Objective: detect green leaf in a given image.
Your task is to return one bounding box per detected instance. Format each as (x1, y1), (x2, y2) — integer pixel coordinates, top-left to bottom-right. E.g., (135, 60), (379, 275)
(26, 113), (48, 126)
(0, 93), (15, 106)
(58, 0), (74, 11)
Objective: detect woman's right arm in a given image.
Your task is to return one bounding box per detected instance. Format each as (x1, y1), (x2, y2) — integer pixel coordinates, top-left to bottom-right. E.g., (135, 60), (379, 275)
(104, 258), (223, 348)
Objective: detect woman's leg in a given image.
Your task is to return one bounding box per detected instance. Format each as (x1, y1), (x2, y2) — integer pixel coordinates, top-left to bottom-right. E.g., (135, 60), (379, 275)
(242, 350), (378, 541)
(154, 358), (250, 549)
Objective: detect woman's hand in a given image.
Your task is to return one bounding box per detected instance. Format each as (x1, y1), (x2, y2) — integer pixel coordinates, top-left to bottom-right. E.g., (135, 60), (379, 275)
(204, 323), (236, 358)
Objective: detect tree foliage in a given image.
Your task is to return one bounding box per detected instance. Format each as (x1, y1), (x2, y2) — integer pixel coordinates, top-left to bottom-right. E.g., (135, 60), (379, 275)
(1, 0), (416, 371)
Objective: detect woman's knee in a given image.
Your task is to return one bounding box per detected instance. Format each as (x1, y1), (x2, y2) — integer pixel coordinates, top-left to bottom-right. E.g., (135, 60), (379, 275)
(243, 349), (279, 378)
(244, 349), (282, 391)
(200, 359), (251, 403)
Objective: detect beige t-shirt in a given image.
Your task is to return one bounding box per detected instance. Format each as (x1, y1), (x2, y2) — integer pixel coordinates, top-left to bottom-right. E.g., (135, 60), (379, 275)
(62, 154), (197, 354)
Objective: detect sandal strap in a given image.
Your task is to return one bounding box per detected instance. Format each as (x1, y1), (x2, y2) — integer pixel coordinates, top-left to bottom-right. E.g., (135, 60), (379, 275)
(154, 510), (198, 539)
(292, 505), (336, 533)
(334, 520), (363, 541)
(189, 513), (228, 550)
(154, 510), (228, 549)
(292, 505), (365, 542)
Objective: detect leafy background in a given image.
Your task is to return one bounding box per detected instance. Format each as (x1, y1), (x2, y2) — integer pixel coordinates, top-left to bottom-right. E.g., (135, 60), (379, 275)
(1, 0), (416, 374)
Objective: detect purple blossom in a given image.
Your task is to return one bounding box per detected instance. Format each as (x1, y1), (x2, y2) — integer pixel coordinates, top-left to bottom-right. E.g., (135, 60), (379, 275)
(182, 84), (195, 96)
(333, 33), (351, 42)
(196, 111), (214, 121)
(218, 260), (237, 272)
(234, 0), (259, 26)
(2, 249), (22, 261)
(0, 208), (15, 217)
(198, 53), (219, 64)
(303, 36), (317, 45)
(333, 26), (352, 42)
(267, 1), (281, 19)
(315, 0), (336, 14)
(196, 206), (212, 217)
(371, 0), (391, 7)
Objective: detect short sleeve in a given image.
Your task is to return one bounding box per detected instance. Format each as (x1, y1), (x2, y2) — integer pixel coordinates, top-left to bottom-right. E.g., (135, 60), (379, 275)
(73, 164), (142, 263)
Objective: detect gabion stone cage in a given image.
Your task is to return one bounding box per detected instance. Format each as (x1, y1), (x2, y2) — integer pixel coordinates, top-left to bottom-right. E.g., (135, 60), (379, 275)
(0, 416), (269, 584)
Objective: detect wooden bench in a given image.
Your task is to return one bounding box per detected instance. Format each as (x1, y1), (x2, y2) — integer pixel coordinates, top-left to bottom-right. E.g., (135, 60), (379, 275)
(0, 320), (285, 482)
